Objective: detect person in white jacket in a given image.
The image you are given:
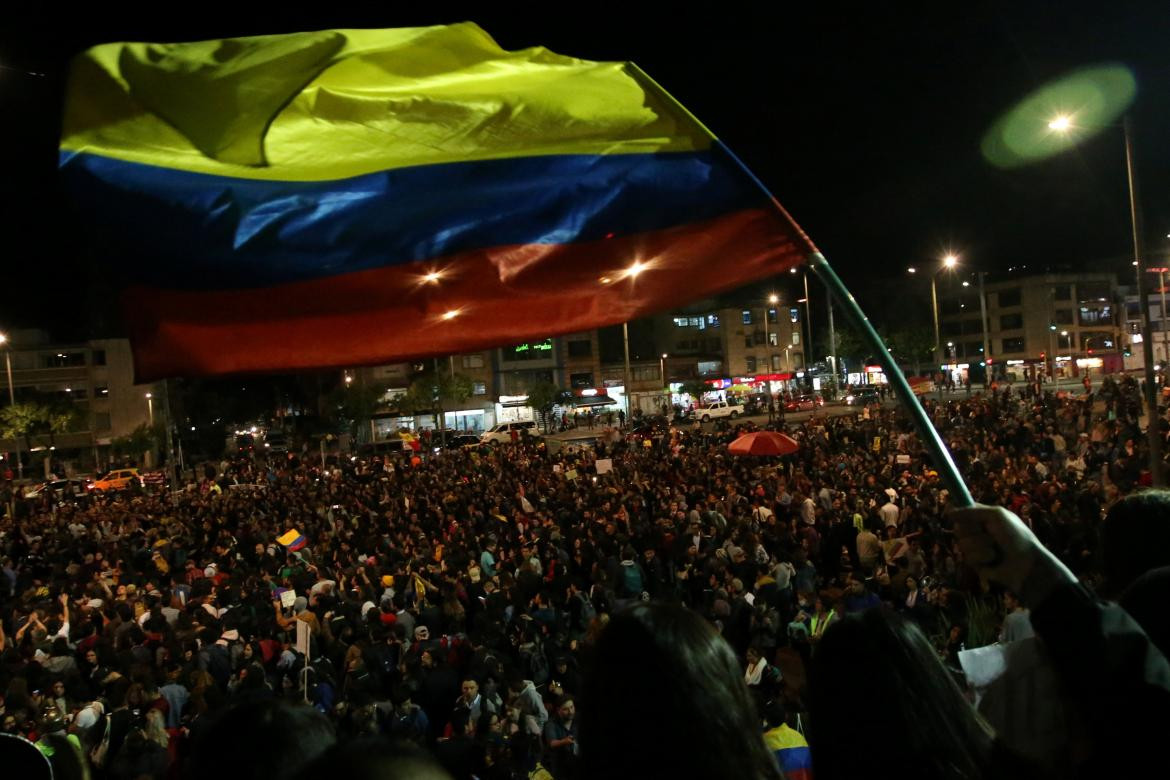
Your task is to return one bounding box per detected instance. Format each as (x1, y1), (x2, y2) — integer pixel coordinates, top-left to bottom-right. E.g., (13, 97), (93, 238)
(508, 676), (547, 736)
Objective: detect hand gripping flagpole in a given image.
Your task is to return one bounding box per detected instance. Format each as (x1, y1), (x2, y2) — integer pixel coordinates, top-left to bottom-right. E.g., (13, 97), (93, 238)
(626, 62), (973, 507)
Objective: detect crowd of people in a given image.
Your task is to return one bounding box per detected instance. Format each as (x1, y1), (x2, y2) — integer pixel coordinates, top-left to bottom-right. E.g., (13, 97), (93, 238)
(1, 376), (1169, 779)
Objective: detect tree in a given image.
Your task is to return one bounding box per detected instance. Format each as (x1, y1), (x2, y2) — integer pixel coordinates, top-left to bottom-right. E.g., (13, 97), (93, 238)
(327, 383), (385, 441)
(0, 402), (44, 457)
(110, 423), (162, 464)
(679, 380), (708, 402)
(887, 326), (936, 376)
(43, 400), (83, 449)
(526, 381), (568, 432)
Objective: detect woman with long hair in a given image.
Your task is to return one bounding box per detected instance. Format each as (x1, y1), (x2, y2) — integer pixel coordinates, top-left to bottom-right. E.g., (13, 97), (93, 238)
(808, 608), (1031, 780)
(579, 602), (782, 780)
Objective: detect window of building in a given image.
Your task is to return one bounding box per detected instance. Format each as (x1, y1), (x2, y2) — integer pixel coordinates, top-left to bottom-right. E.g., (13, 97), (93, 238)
(771, 355), (783, 371)
(997, 288), (1022, 307)
(706, 314), (720, 328)
(41, 352), (87, 368)
(1054, 308), (1074, 324)
(1000, 313), (1024, 330)
(961, 319), (986, 336)
(791, 352), (804, 369)
(745, 356), (757, 373)
(791, 332), (800, 345)
(461, 354), (485, 369)
(95, 412), (111, 431)
(1081, 332), (1115, 350)
(707, 338), (722, 352)
(789, 307), (800, 323)
(1053, 284), (1072, 301)
(753, 331), (766, 345)
(566, 340), (592, 358)
(673, 317), (689, 327)
(698, 360), (721, 376)
(1001, 337), (1026, 353)
(768, 332), (778, 346)
(963, 341), (984, 357)
(473, 382), (486, 395)
(742, 310), (752, 325)
(1079, 304), (1113, 326)
(506, 340), (554, 361)
(745, 336), (753, 348)
(1079, 282), (1111, 301)
(632, 365), (660, 382)
(92, 349), (107, 366)
(767, 308), (778, 324)
(570, 372), (594, 388)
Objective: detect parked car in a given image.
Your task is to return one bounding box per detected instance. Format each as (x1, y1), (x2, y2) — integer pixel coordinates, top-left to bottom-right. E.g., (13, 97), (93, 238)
(784, 394), (824, 412)
(694, 400), (745, 422)
(627, 421), (669, 443)
(435, 434), (482, 451)
(845, 388), (881, 406)
(481, 421), (542, 444)
(24, 478), (90, 499)
(264, 432), (290, 454)
(88, 468), (141, 492)
(357, 439), (407, 457)
(234, 434), (255, 454)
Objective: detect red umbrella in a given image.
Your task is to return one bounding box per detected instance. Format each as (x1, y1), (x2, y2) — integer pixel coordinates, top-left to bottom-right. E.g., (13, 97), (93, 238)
(728, 431), (800, 456)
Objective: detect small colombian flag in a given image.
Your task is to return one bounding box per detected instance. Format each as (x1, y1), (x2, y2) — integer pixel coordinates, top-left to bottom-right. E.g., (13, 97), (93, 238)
(277, 529), (307, 551)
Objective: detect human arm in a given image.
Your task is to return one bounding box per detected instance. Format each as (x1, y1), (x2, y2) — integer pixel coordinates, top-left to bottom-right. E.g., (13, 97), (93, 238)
(952, 503), (1170, 774)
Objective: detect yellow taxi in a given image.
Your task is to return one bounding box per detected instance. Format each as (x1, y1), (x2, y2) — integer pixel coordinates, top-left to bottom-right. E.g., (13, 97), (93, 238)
(88, 468), (141, 492)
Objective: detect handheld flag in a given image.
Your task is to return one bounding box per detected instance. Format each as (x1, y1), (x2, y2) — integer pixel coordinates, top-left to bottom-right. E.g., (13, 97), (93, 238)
(59, 23), (812, 380)
(277, 529), (307, 551)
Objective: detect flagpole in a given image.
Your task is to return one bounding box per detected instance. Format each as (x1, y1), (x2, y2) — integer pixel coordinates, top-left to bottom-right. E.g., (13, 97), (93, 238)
(625, 61), (973, 507)
(808, 253), (973, 506)
(707, 148), (973, 507)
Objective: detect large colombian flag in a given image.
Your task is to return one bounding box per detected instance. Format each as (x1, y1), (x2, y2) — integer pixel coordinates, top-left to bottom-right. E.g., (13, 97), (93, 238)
(59, 23), (815, 380)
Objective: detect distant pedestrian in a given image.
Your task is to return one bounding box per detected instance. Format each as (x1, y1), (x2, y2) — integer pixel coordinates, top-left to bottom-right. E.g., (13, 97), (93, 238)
(618, 409), (626, 429)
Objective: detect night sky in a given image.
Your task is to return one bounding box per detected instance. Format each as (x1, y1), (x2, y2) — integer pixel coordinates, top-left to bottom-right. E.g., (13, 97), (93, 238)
(1, 3), (1167, 343)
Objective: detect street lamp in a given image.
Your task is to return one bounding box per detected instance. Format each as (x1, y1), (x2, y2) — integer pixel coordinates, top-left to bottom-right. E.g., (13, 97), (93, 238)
(1048, 113), (1162, 483)
(145, 392), (154, 426)
(0, 332), (21, 479)
(908, 254), (960, 395)
(660, 353), (668, 388)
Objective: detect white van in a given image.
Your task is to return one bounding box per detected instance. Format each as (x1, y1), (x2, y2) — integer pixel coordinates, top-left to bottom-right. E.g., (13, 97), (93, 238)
(480, 420), (541, 444)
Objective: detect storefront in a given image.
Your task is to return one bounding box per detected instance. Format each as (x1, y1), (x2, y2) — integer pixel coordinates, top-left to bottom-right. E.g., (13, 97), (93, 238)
(495, 395), (535, 423)
(442, 408), (490, 433)
(847, 365), (889, 387)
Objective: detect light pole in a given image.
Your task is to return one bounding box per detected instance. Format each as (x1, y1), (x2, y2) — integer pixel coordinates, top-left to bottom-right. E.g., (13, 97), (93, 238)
(0, 332), (21, 479)
(659, 353), (668, 388)
(909, 254), (959, 398)
(1048, 114), (1162, 484)
(145, 392), (154, 426)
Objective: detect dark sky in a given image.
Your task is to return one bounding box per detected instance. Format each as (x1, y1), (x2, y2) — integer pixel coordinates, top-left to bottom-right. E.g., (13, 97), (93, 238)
(1, 3), (1167, 341)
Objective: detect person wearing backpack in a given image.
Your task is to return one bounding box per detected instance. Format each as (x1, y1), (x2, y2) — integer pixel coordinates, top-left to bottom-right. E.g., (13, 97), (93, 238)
(619, 547), (645, 599)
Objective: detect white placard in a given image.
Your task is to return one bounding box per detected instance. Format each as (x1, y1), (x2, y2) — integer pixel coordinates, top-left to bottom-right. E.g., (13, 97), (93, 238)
(595, 458), (613, 475)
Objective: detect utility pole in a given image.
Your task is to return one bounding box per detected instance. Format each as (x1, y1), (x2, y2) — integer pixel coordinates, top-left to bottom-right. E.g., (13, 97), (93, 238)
(1124, 116), (1163, 485)
(827, 295), (838, 393)
(622, 322), (632, 418)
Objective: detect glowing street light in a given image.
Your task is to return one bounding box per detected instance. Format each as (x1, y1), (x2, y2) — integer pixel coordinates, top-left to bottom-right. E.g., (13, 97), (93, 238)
(1047, 114), (1073, 132)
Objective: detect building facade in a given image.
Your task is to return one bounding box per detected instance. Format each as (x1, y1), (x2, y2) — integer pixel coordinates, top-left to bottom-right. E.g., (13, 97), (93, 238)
(938, 272), (1123, 382)
(0, 330), (156, 475)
